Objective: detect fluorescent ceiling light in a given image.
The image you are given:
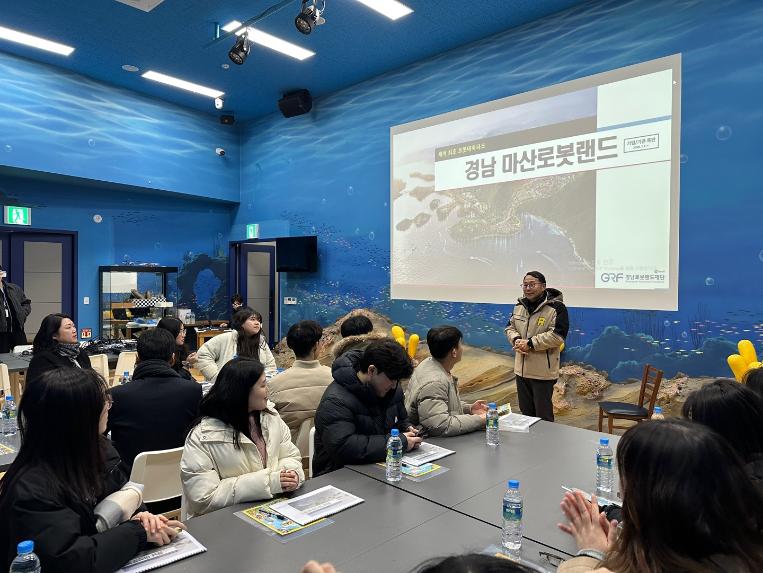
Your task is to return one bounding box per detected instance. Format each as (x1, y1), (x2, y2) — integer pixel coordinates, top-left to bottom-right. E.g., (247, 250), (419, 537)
(141, 70), (224, 98)
(0, 25), (75, 56)
(222, 20), (315, 61)
(355, 0), (413, 20)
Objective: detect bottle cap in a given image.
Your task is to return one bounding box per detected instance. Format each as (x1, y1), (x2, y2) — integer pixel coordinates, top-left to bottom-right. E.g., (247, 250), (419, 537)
(488, 402), (496, 409)
(600, 438), (609, 446)
(654, 406), (662, 414)
(17, 540), (34, 554)
(390, 429), (399, 436)
(508, 480), (519, 489)
(5, 395), (12, 401)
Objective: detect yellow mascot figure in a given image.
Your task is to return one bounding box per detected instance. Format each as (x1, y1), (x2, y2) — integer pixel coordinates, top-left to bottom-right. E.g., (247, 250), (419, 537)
(390, 325), (419, 359)
(727, 340), (762, 381)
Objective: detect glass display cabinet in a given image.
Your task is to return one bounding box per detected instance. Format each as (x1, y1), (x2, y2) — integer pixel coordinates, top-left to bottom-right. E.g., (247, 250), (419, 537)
(99, 265), (178, 339)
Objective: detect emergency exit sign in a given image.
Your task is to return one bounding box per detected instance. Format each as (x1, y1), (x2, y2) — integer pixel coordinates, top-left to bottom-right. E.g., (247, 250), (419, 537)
(4, 206), (31, 226)
(246, 224), (259, 239)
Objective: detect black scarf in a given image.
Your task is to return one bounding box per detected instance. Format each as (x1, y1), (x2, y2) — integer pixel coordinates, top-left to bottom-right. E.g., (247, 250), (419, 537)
(55, 342), (82, 364)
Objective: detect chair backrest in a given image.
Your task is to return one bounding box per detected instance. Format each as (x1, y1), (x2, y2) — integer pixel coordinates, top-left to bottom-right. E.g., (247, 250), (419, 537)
(89, 353), (110, 384)
(308, 426), (316, 479)
(129, 446), (184, 504)
(0, 364), (10, 398)
(12, 345), (32, 354)
(295, 418), (314, 459)
(112, 351), (137, 386)
(638, 364), (664, 414)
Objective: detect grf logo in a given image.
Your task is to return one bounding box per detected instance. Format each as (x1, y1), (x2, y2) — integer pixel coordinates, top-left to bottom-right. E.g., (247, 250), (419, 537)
(537, 317), (546, 327)
(600, 272), (624, 283)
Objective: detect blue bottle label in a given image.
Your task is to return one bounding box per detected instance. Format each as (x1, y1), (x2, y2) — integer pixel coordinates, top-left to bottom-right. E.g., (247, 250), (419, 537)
(597, 454), (613, 468)
(502, 501), (522, 521)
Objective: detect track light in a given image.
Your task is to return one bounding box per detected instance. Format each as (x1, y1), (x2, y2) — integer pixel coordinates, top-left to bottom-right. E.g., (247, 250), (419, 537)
(295, 0), (326, 35)
(228, 31), (251, 65)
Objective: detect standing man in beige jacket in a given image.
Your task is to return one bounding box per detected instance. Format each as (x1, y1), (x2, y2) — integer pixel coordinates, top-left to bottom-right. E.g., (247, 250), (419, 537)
(405, 326), (488, 437)
(505, 271), (569, 422)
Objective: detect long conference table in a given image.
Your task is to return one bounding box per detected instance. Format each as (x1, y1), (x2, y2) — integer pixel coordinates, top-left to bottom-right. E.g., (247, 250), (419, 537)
(161, 421), (620, 573)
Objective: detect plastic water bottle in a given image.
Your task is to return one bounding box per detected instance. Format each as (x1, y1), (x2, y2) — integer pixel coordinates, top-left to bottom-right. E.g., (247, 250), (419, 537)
(385, 429), (403, 482)
(486, 402), (500, 446)
(651, 406), (665, 420)
(501, 480), (523, 553)
(2, 395), (17, 436)
(120, 371), (131, 385)
(595, 438), (614, 497)
(10, 540), (41, 572)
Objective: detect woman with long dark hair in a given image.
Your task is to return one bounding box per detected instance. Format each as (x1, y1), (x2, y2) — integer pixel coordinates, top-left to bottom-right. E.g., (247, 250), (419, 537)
(156, 317), (196, 380)
(683, 378), (763, 495)
(557, 420), (763, 572)
(26, 313), (92, 384)
(0, 368), (184, 572)
(181, 357), (303, 518)
(195, 307), (277, 382)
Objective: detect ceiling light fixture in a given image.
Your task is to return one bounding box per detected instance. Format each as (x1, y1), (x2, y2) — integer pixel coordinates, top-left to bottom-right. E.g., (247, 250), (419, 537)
(355, 0), (413, 20)
(0, 25), (75, 56)
(222, 21), (314, 61)
(228, 29), (251, 65)
(141, 70), (224, 98)
(295, 0), (326, 35)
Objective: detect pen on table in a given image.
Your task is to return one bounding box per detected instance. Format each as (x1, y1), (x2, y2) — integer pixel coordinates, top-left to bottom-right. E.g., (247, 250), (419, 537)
(259, 507), (287, 519)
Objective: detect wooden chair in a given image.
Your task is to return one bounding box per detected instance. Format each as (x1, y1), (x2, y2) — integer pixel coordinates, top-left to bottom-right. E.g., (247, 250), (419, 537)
(89, 353), (110, 384)
(0, 364), (10, 399)
(308, 426), (316, 479)
(130, 447), (184, 520)
(112, 351), (137, 387)
(598, 364), (663, 434)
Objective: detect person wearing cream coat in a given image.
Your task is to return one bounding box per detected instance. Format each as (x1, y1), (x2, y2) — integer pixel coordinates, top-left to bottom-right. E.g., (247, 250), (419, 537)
(181, 402), (304, 518)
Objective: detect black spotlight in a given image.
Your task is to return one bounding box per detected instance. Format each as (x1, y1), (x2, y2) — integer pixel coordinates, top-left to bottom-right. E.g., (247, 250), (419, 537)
(228, 31), (250, 65)
(295, 0), (325, 35)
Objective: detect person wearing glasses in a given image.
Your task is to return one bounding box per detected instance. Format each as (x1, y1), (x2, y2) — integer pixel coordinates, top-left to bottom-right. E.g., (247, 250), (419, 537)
(505, 271), (569, 422)
(312, 339), (422, 476)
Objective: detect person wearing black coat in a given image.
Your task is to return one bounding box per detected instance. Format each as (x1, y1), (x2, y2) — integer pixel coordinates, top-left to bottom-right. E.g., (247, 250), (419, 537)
(312, 339), (422, 476)
(108, 328), (202, 475)
(26, 313), (92, 384)
(0, 266), (31, 353)
(0, 368), (183, 573)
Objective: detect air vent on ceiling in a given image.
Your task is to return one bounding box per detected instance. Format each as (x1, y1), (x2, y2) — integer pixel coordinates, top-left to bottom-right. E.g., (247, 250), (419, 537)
(114, 0), (165, 12)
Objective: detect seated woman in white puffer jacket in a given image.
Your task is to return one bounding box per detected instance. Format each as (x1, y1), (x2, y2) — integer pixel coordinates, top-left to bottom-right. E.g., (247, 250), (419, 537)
(181, 357), (304, 518)
(195, 308), (277, 382)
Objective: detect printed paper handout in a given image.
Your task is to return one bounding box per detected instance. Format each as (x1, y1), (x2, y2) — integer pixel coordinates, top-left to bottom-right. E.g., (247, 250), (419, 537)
(499, 413), (541, 432)
(117, 531), (206, 573)
(269, 486), (364, 526)
(401, 442), (455, 467)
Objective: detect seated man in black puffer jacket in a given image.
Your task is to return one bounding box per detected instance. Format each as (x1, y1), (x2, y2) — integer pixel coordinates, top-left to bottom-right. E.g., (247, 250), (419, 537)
(312, 339), (422, 476)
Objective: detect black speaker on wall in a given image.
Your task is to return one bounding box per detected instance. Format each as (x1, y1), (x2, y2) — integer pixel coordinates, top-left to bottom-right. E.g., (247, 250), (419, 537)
(278, 89), (312, 118)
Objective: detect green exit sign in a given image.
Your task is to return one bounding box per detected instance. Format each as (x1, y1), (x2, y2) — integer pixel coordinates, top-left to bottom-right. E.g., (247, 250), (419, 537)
(4, 206), (31, 226)
(246, 224), (259, 239)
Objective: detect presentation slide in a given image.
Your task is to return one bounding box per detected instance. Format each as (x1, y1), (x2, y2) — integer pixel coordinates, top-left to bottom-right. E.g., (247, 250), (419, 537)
(390, 55), (681, 310)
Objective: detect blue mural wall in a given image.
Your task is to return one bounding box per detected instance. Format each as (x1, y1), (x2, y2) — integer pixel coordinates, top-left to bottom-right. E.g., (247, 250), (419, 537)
(0, 51), (240, 202)
(237, 0), (763, 380)
(0, 174), (234, 335)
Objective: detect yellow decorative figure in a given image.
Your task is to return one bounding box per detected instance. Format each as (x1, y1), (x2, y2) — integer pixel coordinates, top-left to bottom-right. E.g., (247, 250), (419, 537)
(395, 336), (406, 348)
(559, 342), (565, 353)
(391, 325), (404, 342)
(408, 334), (420, 359)
(727, 339), (760, 381)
